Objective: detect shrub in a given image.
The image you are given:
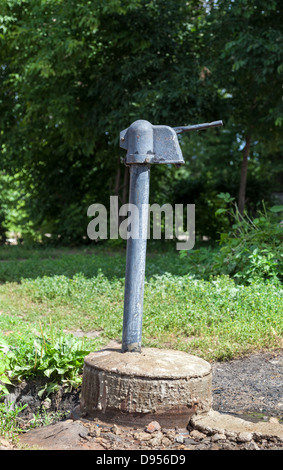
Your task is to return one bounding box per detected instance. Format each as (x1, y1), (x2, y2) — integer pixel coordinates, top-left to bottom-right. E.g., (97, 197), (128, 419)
(182, 197), (283, 284)
(213, 200), (283, 283)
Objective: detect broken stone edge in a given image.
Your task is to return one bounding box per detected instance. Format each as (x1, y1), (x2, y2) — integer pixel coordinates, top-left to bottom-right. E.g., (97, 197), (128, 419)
(190, 410), (283, 444)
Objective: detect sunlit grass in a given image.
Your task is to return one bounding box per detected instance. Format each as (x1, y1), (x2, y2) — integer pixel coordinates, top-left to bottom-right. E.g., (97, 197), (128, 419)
(0, 246), (282, 362)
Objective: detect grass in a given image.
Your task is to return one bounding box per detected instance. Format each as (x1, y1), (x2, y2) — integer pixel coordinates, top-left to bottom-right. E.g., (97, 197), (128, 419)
(0, 244), (282, 362)
(0, 243), (282, 442)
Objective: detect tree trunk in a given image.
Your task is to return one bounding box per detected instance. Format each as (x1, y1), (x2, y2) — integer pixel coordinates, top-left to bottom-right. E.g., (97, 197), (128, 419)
(122, 166), (129, 207)
(238, 135), (251, 215)
(113, 156), (121, 197)
(119, 166), (129, 226)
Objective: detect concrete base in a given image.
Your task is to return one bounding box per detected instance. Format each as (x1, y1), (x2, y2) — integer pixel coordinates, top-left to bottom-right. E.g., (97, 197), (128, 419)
(79, 347), (212, 428)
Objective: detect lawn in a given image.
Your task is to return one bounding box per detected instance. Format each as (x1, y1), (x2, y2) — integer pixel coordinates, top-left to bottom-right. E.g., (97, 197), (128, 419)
(0, 244), (282, 365)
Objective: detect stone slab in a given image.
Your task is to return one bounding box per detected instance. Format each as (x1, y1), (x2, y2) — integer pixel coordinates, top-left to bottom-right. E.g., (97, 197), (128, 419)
(19, 420), (104, 450)
(191, 410), (283, 441)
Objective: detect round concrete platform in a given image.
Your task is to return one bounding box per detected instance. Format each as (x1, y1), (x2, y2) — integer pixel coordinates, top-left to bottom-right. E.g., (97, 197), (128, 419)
(79, 348), (212, 427)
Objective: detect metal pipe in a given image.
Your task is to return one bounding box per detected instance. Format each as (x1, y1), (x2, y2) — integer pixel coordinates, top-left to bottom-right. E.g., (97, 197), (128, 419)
(122, 164), (150, 353)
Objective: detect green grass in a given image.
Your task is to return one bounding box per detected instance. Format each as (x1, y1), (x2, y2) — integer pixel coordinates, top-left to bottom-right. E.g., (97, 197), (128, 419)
(0, 245), (190, 283)
(0, 245), (282, 363)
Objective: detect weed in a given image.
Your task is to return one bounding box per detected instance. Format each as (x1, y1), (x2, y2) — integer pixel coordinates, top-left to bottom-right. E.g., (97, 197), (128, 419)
(1, 325), (91, 397)
(0, 393), (27, 439)
(0, 340), (13, 394)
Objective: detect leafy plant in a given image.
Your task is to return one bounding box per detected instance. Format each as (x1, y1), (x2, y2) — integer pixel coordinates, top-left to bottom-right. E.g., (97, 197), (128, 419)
(3, 327), (91, 396)
(213, 200), (283, 283)
(234, 248), (280, 284)
(0, 393), (27, 439)
(28, 406), (68, 429)
(0, 346), (12, 395)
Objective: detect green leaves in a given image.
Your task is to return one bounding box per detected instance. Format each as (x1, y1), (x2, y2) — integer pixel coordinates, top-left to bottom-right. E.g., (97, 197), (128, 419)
(270, 205), (283, 213)
(1, 0), (210, 244)
(2, 330), (90, 395)
(208, 0), (283, 135)
(212, 202), (283, 284)
(0, 0), (282, 244)
(0, 349), (12, 395)
(30, 334), (90, 391)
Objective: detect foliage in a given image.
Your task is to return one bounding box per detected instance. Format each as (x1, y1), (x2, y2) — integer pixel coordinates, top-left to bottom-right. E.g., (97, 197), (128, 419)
(206, 0), (283, 136)
(171, 129), (243, 240)
(174, 122), (282, 240)
(203, 0), (283, 212)
(212, 199), (283, 283)
(0, 343), (12, 394)
(1, 327), (91, 396)
(0, 393), (27, 439)
(0, 0), (209, 243)
(178, 194), (283, 284)
(0, 0), (282, 242)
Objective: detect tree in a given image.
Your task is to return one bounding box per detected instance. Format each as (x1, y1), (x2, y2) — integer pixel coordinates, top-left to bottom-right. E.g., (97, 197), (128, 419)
(203, 0), (283, 214)
(0, 0), (212, 243)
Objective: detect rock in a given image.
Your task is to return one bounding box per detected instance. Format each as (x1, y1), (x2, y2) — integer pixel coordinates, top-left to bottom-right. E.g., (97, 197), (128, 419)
(165, 430), (176, 441)
(175, 435), (184, 444)
(184, 437), (200, 446)
(237, 432), (253, 443)
(245, 441), (260, 450)
(211, 433), (226, 442)
(145, 421), (161, 433)
(269, 417), (280, 424)
(19, 420), (96, 450)
(111, 424), (121, 435)
(190, 429), (206, 440)
(150, 437), (162, 447)
(0, 439), (13, 449)
(20, 395), (35, 406)
(253, 432), (263, 441)
(89, 426), (101, 438)
(225, 431), (237, 441)
(161, 437), (171, 447)
(4, 392), (18, 409)
(42, 399), (51, 409)
(133, 431), (152, 442)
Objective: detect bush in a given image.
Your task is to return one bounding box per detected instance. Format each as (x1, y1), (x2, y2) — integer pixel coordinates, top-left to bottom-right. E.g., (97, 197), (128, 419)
(213, 200), (283, 283)
(180, 197), (283, 284)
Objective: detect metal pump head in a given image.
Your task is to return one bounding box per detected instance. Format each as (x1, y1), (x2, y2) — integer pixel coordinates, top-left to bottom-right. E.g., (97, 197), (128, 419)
(120, 119), (185, 166)
(120, 119), (223, 166)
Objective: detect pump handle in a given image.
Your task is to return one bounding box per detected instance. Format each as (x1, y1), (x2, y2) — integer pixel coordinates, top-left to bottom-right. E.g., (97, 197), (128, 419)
(173, 120), (223, 134)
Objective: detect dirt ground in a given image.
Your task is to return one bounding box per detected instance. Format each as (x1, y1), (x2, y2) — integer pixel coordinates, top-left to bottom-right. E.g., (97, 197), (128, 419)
(211, 349), (283, 420)
(1, 348), (283, 451)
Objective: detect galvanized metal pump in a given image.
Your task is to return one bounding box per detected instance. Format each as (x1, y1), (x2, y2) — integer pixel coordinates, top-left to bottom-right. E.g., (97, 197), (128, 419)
(120, 119), (223, 353)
